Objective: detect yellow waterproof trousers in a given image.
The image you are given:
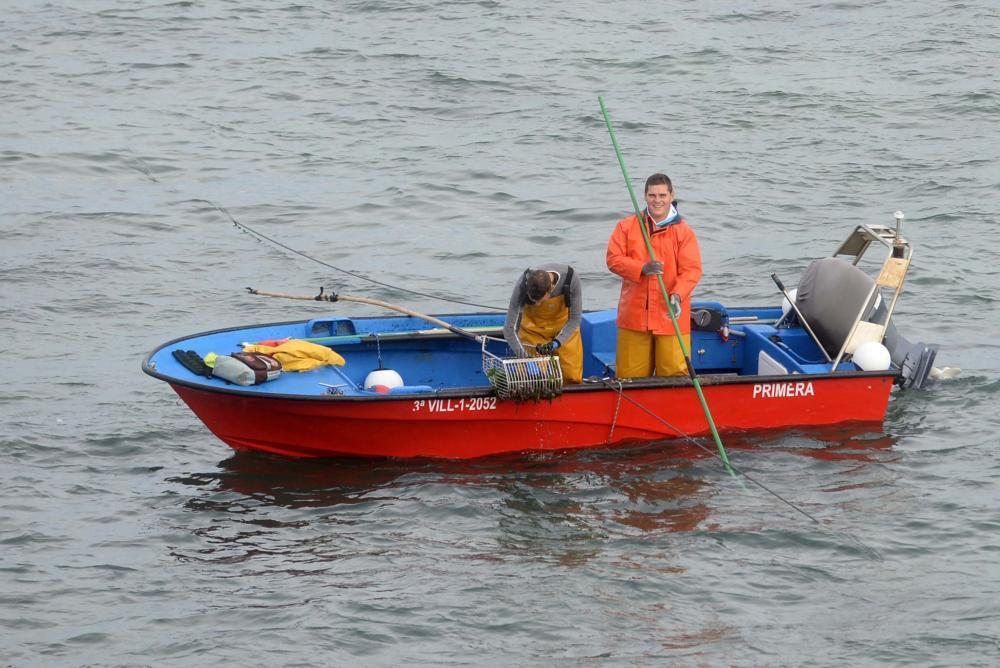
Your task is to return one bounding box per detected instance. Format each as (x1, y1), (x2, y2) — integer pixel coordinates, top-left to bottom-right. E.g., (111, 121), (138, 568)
(615, 327), (690, 379)
(518, 294), (583, 383)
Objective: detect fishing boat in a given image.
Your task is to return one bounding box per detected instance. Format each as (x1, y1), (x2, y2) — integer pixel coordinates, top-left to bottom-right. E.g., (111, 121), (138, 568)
(143, 218), (947, 460)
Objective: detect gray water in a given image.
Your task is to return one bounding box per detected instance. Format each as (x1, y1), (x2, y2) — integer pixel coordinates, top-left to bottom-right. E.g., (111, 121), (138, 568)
(3, 1), (1000, 666)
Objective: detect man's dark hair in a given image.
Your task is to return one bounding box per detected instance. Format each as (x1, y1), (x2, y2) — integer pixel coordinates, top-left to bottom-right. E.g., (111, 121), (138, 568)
(645, 173), (673, 194)
(525, 270), (553, 302)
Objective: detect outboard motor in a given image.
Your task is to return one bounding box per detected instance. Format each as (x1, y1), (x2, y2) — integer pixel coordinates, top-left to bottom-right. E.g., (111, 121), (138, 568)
(877, 302), (938, 390)
(794, 257), (937, 389)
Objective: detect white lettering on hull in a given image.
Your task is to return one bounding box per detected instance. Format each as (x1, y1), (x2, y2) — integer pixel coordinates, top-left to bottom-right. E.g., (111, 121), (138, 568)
(413, 397), (498, 413)
(752, 381), (815, 399)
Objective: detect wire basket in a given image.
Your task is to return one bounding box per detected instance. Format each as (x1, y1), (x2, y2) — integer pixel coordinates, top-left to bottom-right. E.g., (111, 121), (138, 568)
(482, 339), (563, 400)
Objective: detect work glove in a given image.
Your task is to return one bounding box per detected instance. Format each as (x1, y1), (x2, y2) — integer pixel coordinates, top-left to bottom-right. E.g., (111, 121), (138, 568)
(536, 339), (560, 355)
(641, 260), (663, 276)
(669, 293), (682, 317)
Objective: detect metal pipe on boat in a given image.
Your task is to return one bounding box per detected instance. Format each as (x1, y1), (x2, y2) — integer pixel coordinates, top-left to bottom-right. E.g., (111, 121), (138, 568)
(769, 274), (833, 363)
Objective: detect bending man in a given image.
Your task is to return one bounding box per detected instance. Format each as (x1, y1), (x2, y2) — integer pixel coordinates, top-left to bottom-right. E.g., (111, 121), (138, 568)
(503, 263), (583, 384)
(606, 173), (702, 378)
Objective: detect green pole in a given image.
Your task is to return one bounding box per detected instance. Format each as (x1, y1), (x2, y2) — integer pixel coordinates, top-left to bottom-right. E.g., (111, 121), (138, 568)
(598, 96), (734, 474)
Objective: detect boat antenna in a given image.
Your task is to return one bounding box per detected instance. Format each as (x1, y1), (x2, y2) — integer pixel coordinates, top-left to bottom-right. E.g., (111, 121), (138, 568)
(603, 380), (820, 524)
(598, 96), (736, 478)
(209, 201), (506, 312)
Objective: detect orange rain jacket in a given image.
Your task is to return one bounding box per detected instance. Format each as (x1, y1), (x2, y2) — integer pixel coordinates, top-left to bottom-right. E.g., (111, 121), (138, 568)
(606, 212), (703, 336)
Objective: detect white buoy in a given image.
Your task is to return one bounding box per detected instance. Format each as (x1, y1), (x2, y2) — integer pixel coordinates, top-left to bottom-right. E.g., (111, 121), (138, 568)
(853, 341), (891, 371)
(364, 368), (404, 393)
(781, 288), (798, 316)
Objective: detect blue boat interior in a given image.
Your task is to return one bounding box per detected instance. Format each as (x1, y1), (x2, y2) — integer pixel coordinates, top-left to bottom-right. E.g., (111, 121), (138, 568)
(144, 302), (869, 398)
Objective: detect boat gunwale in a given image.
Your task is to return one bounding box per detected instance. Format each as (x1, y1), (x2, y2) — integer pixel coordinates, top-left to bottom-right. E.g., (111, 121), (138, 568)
(152, 367), (899, 403)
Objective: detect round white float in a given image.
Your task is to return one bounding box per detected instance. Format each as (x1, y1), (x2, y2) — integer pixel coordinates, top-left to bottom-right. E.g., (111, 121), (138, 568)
(364, 368), (404, 392)
(852, 341), (891, 371)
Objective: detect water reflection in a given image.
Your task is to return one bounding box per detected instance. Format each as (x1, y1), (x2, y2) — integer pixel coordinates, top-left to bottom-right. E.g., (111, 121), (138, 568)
(165, 429), (899, 568)
(180, 446), (718, 517)
(170, 453), (426, 509)
(165, 445), (721, 568)
(169, 424), (897, 517)
(728, 423), (900, 464)
(481, 445), (719, 567)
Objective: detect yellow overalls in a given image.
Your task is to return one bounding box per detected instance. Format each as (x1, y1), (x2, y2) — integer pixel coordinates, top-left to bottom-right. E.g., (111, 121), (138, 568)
(517, 293), (583, 383)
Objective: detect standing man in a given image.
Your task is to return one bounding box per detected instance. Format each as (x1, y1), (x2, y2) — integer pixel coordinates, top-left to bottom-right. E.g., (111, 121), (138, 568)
(503, 263), (583, 383)
(606, 173), (702, 378)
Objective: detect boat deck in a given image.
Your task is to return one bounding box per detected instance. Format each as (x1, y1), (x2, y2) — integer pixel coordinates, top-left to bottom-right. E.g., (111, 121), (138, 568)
(143, 304), (867, 399)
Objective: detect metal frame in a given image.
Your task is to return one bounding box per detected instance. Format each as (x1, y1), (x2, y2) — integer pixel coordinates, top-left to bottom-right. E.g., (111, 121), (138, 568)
(830, 212), (913, 371)
(482, 338), (563, 400)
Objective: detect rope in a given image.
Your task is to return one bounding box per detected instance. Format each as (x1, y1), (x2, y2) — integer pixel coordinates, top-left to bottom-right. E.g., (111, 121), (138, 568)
(602, 379), (820, 524)
(607, 379), (623, 444)
(209, 201), (506, 312)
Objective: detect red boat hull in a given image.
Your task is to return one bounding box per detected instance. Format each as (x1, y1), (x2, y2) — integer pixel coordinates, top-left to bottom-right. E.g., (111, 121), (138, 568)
(170, 374), (894, 459)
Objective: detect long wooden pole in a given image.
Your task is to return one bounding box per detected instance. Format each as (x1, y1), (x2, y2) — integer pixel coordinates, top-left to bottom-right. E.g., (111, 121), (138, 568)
(598, 96), (734, 474)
